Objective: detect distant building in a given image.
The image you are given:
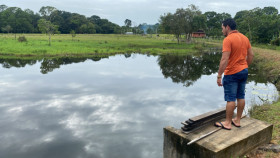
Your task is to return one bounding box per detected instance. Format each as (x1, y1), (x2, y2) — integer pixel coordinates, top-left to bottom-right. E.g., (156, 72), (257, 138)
(125, 32), (133, 35)
(192, 30), (206, 38)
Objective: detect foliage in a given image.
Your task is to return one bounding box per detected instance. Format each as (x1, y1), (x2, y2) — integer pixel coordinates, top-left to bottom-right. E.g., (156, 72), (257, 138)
(1, 25), (12, 33)
(38, 19), (59, 34)
(39, 6), (57, 21)
(271, 38), (280, 46)
(38, 18), (59, 46)
(70, 30), (76, 41)
(203, 11), (231, 36)
(146, 27), (153, 34)
(249, 101), (280, 143)
(18, 36), (27, 42)
(234, 6), (280, 44)
(0, 5), (120, 34)
(159, 5), (206, 43)
(160, 5), (280, 44)
(124, 19), (132, 27)
(87, 15), (120, 34)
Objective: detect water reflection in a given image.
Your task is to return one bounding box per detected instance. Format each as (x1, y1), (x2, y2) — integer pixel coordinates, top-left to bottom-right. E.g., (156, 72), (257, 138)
(0, 53), (278, 158)
(158, 53), (220, 87)
(0, 56), (107, 74)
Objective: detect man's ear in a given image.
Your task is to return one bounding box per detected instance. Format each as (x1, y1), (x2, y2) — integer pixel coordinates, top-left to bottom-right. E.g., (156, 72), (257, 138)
(226, 25), (230, 30)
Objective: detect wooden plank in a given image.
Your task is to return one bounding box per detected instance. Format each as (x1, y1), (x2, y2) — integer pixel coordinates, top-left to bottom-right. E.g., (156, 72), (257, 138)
(182, 112), (226, 131)
(182, 107), (226, 131)
(189, 107), (226, 122)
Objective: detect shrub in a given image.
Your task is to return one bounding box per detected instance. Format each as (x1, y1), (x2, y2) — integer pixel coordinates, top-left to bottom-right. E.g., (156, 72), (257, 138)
(18, 36), (27, 42)
(270, 38), (280, 46)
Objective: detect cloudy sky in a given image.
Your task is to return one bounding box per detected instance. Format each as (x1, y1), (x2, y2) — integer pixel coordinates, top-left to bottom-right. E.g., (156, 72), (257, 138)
(1, 0), (279, 26)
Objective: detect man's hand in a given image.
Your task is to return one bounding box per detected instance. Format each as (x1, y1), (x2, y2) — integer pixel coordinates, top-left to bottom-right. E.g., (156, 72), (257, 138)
(217, 77), (223, 86)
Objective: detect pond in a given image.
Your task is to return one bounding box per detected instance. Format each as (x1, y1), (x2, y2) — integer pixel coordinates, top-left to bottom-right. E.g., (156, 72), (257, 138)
(0, 53), (278, 158)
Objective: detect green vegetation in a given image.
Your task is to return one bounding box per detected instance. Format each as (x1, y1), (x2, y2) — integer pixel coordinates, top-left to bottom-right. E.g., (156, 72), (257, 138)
(248, 102), (280, 157)
(0, 34), (212, 57)
(159, 5), (280, 45)
(0, 5), (120, 34)
(250, 102), (280, 144)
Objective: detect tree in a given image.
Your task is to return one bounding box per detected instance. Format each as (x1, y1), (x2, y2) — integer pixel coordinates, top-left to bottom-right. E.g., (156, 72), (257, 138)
(3, 7), (22, 39)
(0, 5), (7, 12)
(160, 4), (205, 43)
(70, 30), (76, 41)
(124, 19), (132, 32)
(160, 12), (182, 43)
(38, 19), (59, 46)
(204, 11), (231, 37)
(262, 6), (278, 15)
(0, 6), (121, 34)
(234, 7), (280, 44)
(39, 6), (57, 21)
(1, 25), (12, 33)
(182, 5), (201, 42)
(70, 13), (87, 33)
(147, 27), (153, 34)
(124, 19), (132, 27)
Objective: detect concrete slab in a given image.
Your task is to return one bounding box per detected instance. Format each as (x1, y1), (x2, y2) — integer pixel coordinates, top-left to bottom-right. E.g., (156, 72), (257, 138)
(164, 117), (273, 158)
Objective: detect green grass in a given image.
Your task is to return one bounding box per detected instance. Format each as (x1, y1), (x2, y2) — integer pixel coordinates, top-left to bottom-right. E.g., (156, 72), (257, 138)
(249, 101), (280, 144)
(0, 34), (212, 57)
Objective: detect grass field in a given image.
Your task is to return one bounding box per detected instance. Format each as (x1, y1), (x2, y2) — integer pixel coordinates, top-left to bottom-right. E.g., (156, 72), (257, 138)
(0, 34), (211, 57)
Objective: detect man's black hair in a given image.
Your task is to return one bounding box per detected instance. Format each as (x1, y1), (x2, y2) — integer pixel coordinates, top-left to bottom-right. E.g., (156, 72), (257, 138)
(222, 18), (236, 30)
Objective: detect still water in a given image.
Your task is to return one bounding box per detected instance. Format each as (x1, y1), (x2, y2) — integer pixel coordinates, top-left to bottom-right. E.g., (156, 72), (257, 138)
(0, 53), (278, 158)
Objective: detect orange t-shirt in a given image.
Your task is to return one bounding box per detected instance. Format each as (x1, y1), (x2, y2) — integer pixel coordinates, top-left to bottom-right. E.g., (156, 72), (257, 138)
(222, 30), (251, 75)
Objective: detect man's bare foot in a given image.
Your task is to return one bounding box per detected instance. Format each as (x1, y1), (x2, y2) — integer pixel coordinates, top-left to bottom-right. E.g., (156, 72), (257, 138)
(214, 121), (231, 130)
(232, 119), (241, 127)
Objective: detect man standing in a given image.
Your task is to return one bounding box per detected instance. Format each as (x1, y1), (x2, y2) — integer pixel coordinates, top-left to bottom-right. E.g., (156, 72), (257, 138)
(215, 18), (254, 130)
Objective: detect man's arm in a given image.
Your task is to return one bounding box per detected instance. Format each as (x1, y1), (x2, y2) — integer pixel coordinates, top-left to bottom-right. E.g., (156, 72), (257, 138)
(217, 51), (230, 86)
(246, 48), (254, 65)
(218, 51), (230, 76)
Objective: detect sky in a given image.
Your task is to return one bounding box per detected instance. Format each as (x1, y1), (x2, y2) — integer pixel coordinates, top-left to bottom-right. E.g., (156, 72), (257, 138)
(1, 0), (279, 26)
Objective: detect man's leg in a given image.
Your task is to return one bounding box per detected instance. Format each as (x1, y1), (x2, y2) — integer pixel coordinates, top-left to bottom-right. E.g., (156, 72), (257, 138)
(232, 99), (245, 126)
(233, 69), (248, 126)
(221, 101), (235, 129)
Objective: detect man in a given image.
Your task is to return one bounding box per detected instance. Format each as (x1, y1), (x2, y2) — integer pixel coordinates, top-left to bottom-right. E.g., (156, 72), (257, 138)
(215, 18), (254, 130)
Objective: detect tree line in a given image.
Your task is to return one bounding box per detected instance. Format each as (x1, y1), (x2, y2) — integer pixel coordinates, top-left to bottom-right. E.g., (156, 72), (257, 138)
(159, 5), (280, 45)
(1, 4), (280, 45)
(0, 5), (121, 34)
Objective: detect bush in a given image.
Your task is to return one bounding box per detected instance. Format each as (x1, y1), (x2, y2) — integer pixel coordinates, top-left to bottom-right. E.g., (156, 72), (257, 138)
(270, 38), (280, 46)
(18, 36), (27, 42)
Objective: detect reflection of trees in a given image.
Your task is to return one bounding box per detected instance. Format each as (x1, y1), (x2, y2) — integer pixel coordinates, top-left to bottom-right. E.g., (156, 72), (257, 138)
(124, 53), (131, 58)
(40, 57), (105, 74)
(0, 59), (37, 68)
(0, 54), (272, 85)
(158, 53), (272, 87)
(247, 62), (268, 84)
(0, 56), (108, 74)
(157, 53), (221, 87)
